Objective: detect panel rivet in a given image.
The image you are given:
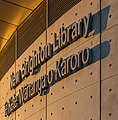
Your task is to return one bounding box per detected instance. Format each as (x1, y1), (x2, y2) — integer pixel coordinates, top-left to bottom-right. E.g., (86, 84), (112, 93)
(109, 113), (111, 116)
(75, 79), (78, 83)
(109, 64), (112, 67)
(109, 89), (112, 92)
(90, 96), (93, 99)
(90, 72), (93, 75)
(109, 15), (112, 18)
(75, 102), (78, 104)
(62, 86), (64, 89)
(109, 39), (112, 42)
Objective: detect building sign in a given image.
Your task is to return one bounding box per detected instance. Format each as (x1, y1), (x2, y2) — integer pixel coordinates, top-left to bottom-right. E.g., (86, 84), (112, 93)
(4, 12), (95, 117)
(10, 13), (92, 90)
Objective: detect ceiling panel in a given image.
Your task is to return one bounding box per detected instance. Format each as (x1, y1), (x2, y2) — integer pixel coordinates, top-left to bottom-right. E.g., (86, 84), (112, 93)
(0, 38), (7, 51)
(4, 0), (43, 10)
(0, 0), (32, 25)
(0, 0), (42, 51)
(0, 21), (17, 39)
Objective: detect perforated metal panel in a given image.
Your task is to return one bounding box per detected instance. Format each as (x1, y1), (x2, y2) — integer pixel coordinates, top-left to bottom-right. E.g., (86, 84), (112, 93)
(48, 0), (81, 27)
(17, 1), (46, 58)
(0, 34), (15, 80)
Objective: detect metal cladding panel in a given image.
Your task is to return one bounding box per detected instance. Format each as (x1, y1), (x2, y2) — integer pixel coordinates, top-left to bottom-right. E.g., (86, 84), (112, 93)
(0, 0), (32, 26)
(47, 0), (100, 44)
(101, 0), (118, 31)
(101, 75), (118, 120)
(46, 1), (102, 120)
(0, 64), (15, 108)
(101, 0), (118, 80)
(17, 1), (46, 58)
(0, 105), (15, 120)
(0, 34), (15, 80)
(48, 0), (81, 27)
(15, 89), (46, 120)
(46, 0), (101, 105)
(5, 0), (44, 10)
(0, 21), (17, 40)
(16, 32), (46, 91)
(16, 31), (46, 77)
(101, 25), (118, 80)
(47, 35), (100, 105)
(15, 32), (46, 120)
(101, 0), (118, 120)
(0, 38), (7, 50)
(24, 109), (46, 120)
(15, 68), (46, 120)
(47, 83), (100, 120)
(47, 0), (101, 64)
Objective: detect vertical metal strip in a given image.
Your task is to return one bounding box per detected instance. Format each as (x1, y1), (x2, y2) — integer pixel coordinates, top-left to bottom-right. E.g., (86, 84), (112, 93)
(46, 0), (48, 120)
(100, 0), (102, 120)
(46, 0), (49, 29)
(15, 30), (18, 62)
(14, 30), (18, 120)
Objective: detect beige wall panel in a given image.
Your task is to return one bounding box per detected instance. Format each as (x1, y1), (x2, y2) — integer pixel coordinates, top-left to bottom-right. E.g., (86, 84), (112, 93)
(47, 0), (100, 52)
(101, 25), (118, 80)
(15, 69), (46, 120)
(0, 64), (15, 108)
(16, 100), (46, 120)
(101, 0), (118, 31)
(47, 34), (100, 67)
(47, 83), (100, 120)
(16, 63), (46, 92)
(0, 105), (15, 120)
(47, 29), (101, 68)
(15, 32), (46, 120)
(16, 31), (46, 91)
(24, 108), (46, 120)
(101, 75), (118, 120)
(16, 31), (46, 75)
(47, 35), (100, 105)
(48, 0), (100, 31)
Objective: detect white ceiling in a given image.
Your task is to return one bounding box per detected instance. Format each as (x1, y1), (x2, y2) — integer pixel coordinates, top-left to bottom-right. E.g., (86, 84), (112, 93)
(0, 0), (43, 51)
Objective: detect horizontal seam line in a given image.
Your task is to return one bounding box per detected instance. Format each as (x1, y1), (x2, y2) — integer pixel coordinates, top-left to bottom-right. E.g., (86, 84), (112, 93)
(2, 0), (33, 11)
(47, 81), (100, 107)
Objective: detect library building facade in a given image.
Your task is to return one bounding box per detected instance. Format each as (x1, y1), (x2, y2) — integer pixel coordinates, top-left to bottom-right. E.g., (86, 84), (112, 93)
(0, 0), (118, 120)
